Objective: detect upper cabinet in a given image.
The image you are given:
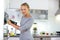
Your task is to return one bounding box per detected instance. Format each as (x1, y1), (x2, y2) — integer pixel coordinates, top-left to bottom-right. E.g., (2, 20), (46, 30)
(21, 0), (48, 9)
(5, 0), (9, 9)
(5, 0), (48, 10)
(5, 0), (48, 20)
(9, 0), (21, 9)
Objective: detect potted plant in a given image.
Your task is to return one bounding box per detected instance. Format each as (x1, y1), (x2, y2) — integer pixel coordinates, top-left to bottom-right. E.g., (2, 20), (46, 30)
(33, 27), (37, 35)
(40, 32), (45, 35)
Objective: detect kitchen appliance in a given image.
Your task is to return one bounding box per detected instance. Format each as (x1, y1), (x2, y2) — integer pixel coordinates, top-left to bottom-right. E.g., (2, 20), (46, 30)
(10, 20), (17, 25)
(4, 12), (9, 24)
(55, 0), (60, 16)
(56, 31), (60, 36)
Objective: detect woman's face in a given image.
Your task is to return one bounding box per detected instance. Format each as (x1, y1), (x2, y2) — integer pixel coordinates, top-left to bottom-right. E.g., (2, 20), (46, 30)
(20, 5), (29, 15)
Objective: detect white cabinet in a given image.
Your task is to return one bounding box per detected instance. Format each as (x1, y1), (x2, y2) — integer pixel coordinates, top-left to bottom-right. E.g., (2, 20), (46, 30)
(5, 0), (9, 9)
(34, 38), (51, 40)
(9, 0), (21, 9)
(45, 38), (51, 40)
(7, 0), (48, 9)
(34, 38), (40, 40)
(21, 0), (48, 9)
(5, 0), (21, 9)
(4, 37), (8, 40)
(8, 37), (19, 40)
(51, 37), (60, 40)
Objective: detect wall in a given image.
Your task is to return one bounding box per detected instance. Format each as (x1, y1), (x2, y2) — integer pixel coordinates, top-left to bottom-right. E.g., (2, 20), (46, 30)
(31, 0), (59, 34)
(0, 0), (4, 40)
(48, 0), (59, 32)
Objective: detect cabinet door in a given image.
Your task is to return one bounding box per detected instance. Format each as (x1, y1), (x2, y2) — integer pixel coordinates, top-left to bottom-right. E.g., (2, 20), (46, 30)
(5, 0), (9, 9)
(9, 0), (21, 9)
(8, 37), (19, 40)
(45, 38), (51, 40)
(8, 0), (48, 9)
(51, 37), (60, 40)
(34, 38), (40, 40)
(20, 0), (48, 9)
(4, 37), (8, 40)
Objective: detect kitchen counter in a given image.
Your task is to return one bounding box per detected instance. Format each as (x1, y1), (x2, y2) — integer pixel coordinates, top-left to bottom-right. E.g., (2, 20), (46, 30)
(4, 34), (60, 38)
(33, 35), (60, 40)
(33, 35), (60, 38)
(4, 35), (60, 40)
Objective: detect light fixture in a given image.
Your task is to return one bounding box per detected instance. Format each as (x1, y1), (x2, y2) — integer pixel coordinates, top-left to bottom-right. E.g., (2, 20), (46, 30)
(55, 9), (60, 21)
(55, 0), (60, 21)
(56, 14), (60, 21)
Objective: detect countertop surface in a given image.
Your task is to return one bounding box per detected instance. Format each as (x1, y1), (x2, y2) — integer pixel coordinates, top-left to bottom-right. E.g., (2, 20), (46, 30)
(4, 35), (60, 38)
(33, 34), (60, 38)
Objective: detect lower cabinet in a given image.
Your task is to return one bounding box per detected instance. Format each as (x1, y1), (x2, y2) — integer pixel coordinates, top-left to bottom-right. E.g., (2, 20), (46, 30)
(4, 37), (8, 40)
(34, 38), (40, 40)
(51, 37), (60, 40)
(8, 37), (19, 40)
(34, 38), (51, 40)
(4, 37), (60, 40)
(45, 38), (51, 40)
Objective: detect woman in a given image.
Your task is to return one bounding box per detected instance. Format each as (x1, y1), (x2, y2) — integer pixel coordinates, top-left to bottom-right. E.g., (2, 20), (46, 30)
(7, 3), (34, 40)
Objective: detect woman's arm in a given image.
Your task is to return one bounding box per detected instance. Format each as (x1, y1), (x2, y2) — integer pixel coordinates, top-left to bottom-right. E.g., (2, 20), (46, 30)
(7, 20), (20, 30)
(19, 18), (33, 32)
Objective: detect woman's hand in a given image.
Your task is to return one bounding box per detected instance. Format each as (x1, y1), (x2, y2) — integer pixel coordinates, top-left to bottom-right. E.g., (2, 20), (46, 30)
(7, 20), (19, 30)
(7, 20), (12, 25)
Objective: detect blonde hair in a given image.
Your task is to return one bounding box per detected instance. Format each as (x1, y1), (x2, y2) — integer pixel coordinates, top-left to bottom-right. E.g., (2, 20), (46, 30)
(21, 3), (30, 9)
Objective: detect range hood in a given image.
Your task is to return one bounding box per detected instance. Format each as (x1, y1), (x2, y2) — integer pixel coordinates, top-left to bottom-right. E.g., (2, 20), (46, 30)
(55, 0), (60, 16)
(55, 9), (60, 16)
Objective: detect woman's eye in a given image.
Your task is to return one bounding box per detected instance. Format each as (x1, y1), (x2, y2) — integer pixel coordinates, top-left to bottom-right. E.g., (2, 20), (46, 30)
(23, 9), (25, 10)
(21, 9), (26, 10)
